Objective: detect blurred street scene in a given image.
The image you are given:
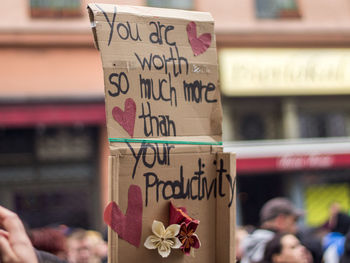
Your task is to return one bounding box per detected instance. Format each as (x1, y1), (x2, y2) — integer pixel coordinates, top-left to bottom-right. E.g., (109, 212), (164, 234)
(1, 0), (350, 262)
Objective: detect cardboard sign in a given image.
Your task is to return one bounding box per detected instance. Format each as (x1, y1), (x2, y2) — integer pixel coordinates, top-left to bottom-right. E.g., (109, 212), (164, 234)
(88, 4), (235, 263)
(88, 3), (222, 142)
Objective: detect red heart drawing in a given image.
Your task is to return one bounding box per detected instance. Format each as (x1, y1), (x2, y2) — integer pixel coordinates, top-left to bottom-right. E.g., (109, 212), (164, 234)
(186, 21), (212, 56)
(112, 98), (136, 137)
(104, 185), (143, 247)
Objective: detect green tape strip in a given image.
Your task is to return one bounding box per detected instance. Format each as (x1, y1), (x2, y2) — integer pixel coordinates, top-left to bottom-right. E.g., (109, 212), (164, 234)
(109, 138), (223, 146)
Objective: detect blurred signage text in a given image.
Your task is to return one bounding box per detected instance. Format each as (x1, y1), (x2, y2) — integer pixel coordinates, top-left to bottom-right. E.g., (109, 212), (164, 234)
(220, 48), (350, 96)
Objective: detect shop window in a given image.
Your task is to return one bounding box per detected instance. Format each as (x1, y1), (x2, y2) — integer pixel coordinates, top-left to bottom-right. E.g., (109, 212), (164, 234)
(239, 114), (266, 140)
(0, 128), (35, 165)
(255, 0), (301, 19)
(147, 0), (193, 10)
(30, 0), (82, 18)
(299, 113), (346, 138)
(15, 190), (90, 228)
(0, 126), (99, 229)
(36, 127), (94, 161)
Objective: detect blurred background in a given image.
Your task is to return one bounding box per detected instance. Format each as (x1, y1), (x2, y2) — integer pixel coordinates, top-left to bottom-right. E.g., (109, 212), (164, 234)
(1, 0), (350, 232)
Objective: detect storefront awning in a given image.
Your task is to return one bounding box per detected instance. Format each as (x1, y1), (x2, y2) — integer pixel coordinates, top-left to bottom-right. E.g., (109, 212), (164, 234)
(224, 138), (350, 174)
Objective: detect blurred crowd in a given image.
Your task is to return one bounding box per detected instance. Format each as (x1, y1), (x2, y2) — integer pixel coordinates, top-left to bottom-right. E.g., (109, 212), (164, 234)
(3, 197), (350, 263)
(30, 226), (108, 263)
(236, 198), (350, 263)
(0, 205), (107, 263)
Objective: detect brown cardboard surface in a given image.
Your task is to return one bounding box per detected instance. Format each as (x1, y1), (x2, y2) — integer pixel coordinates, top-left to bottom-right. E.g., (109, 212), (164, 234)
(88, 3), (222, 142)
(108, 144), (235, 263)
(88, 4), (235, 263)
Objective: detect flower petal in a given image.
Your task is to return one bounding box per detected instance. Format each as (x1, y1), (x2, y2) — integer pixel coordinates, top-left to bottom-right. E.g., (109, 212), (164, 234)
(169, 202), (192, 225)
(171, 237), (182, 249)
(182, 244), (191, 255)
(164, 224), (180, 239)
(158, 242), (171, 258)
(152, 220), (165, 238)
(191, 234), (201, 249)
(188, 220), (199, 232)
(144, 235), (160, 249)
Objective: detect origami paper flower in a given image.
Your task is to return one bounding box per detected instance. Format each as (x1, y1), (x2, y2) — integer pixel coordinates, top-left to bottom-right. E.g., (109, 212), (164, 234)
(178, 221), (201, 255)
(144, 220), (182, 258)
(169, 202), (201, 256)
(169, 202), (199, 227)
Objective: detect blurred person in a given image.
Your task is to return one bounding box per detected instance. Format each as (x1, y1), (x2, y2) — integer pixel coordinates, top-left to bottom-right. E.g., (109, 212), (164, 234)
(322, 232), (344, 263)
(31, 227), (68, 260)
(322, 203), (350, 263)
(241, 197), (314, 263)
(327, 203), (350, 235)
(85, 230), (107, 263)
(0, 205), (66, 263)
(236, 227), (249, 263)
(340, 231), (350, 263)
(67, 229), (97, 263)
(260, 233), (309, 263)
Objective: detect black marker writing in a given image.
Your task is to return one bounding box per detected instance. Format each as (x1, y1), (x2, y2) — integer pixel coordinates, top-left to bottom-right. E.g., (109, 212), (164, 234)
(116, 21), (142, 41)
(139, 73), (177, 106)
(95, 4), (117, 46)
(143, 158), (235, 207)
(127, 142), (174, 179)
(134, 46), (188, 77)
(96, 4), (141, 44)
(183, 80), (217, 103)
(149, 21), (176, 46)
(138, 102), (176, 137)
(108, 72), (129, 97)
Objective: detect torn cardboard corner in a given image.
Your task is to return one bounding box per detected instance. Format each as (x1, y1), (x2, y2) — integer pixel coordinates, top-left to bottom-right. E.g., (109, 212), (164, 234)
(88, 3), (222, 143)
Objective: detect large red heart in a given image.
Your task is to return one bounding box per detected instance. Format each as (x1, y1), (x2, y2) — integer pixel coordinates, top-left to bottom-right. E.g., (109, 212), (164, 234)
(112, 98), (136, 137)
(104, 185), (143, 247)
(186, 21), (212, 56)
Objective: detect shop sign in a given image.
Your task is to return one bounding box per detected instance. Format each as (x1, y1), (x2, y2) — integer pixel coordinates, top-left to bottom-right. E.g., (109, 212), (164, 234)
(237, 153), (350, 173)
(219, 48), (350, 96)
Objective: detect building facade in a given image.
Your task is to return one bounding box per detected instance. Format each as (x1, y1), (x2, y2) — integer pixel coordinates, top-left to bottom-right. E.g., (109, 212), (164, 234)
(2, 0), (350, 230)
(213, 0), (350, 226)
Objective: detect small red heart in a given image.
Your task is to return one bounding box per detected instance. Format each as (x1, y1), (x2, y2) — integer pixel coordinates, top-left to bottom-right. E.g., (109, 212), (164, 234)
(186, 21), (212, 56)
(112, 98), (136, 137)
(104, 185), (143, 247)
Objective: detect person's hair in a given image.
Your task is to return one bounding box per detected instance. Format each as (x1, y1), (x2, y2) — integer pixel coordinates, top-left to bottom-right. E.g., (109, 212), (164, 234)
(260, 233), (287, 263)
(67, 228), (88, 241)
(31, 227), (67, 257)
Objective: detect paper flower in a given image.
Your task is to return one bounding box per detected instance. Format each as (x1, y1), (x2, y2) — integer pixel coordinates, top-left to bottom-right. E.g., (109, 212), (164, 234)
(144, 220), (182, 258)
(178, 221), (201, 255)
(169, 202), (201, 255)
(169, 202), (199, 227)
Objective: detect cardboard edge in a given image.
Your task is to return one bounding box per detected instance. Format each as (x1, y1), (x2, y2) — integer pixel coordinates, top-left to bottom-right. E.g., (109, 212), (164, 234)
(87, 4), (100, 51)
(216, 152), (236, 263)
(90, 3), (214, 22)
(108, 155), (119, 263)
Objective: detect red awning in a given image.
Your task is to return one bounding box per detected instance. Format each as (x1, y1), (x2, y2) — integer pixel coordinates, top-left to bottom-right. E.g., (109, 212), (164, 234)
(237, 153), (350, 174)
(225, 139), (350, 174)
(0, 104), (106, 127)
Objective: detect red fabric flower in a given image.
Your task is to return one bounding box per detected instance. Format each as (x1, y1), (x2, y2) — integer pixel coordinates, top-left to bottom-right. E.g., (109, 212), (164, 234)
(178, 221), (201, 254)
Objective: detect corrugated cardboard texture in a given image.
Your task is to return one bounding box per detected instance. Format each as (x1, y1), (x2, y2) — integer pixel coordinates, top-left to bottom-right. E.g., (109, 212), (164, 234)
(88, 3), (222, 142)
